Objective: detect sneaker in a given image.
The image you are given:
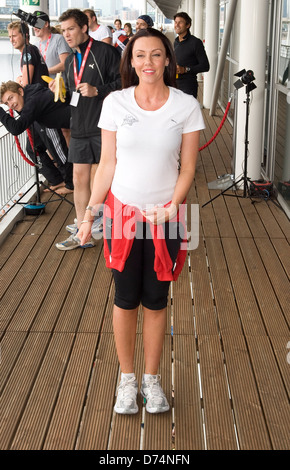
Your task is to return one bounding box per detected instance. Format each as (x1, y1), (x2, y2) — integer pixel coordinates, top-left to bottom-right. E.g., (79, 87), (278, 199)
(66, 218), (77, 234)
(141, 374), (169, 413)
(114, 376), (138, 414)
(55, 233), (95, 251)
(91, 214), (103, 240)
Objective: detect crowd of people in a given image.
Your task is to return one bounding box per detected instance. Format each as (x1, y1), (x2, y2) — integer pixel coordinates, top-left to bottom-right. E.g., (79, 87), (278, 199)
(0, 8), (209, 416)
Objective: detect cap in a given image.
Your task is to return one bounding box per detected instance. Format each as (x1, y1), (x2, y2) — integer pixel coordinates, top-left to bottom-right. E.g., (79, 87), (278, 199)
(137, 15), (154, 28)
(33, 11), (50, 23)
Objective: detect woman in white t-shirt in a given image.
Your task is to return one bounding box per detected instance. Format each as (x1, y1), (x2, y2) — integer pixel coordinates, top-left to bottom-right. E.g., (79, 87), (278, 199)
(79, 28), (205, 415)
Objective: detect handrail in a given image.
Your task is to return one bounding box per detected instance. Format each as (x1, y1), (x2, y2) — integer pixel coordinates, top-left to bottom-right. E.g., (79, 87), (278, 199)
(0, 121), (34, 215)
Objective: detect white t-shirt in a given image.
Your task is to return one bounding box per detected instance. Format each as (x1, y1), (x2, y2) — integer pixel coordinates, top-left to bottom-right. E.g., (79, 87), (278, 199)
(98, 86), (205, 209)
(38, 33), (71, 78)
(89, 25), (112, 41)
(112, 29), (125, 45)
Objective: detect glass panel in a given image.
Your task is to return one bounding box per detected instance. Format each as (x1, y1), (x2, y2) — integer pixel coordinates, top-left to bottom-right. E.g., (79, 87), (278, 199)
(275, 90), (290, 206)
(274, 0), (290, 207)
(280, 0), (290, 85)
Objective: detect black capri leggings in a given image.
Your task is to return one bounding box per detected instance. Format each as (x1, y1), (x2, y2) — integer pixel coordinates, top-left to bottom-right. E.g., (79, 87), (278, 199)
(112, 222), (182, 311)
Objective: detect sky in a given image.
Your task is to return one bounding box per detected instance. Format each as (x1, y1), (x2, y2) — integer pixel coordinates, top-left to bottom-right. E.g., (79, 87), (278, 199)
(123, 1), (143, 8)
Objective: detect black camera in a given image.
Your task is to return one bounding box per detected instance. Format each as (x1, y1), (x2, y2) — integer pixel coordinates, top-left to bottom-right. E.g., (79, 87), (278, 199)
(13, 9), (45, 29)
(234, 68), (257, 92)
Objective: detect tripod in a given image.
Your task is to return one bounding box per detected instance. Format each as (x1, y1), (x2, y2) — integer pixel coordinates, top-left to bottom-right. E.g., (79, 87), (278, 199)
(16, 20), (73, 215)
(202, 79), (255, 208)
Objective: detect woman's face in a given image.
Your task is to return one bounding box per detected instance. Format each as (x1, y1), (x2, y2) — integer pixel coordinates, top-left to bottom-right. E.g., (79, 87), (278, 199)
(131, 36), (169, 85)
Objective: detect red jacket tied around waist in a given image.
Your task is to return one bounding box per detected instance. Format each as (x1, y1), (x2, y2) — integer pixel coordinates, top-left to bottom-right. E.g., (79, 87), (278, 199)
(103, 190), (188, 281)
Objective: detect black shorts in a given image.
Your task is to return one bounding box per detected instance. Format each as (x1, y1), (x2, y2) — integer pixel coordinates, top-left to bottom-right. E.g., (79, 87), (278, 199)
(68, 132), (101, 164)
(112, 222), (182, 311)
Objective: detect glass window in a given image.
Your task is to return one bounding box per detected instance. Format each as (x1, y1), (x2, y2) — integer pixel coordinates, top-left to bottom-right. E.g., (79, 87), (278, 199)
(274, 0), (290, 207)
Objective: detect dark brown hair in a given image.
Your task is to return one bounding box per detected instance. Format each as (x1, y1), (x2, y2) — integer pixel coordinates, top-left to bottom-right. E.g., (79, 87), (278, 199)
(120, 29), (177, 89)
(59, 8), (88, 30)
(173, 12), (192, 29)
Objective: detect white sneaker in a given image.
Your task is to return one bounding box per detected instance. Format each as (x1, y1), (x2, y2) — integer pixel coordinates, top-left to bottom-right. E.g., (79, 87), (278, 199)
(114, 376), (138, 414)
(66, 218), (78, 234)
(55, 233), (95, 251)
(141, 374), (169, 413)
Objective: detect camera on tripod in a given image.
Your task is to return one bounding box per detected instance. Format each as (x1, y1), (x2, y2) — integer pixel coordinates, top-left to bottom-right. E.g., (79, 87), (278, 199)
(13, 9), (45, 29)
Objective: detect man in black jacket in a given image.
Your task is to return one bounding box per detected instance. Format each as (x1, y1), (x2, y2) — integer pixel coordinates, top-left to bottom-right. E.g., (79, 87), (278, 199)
(0, 81), (73, 192)
(174, 12), (210, 98)
(54, 8), (121, 251)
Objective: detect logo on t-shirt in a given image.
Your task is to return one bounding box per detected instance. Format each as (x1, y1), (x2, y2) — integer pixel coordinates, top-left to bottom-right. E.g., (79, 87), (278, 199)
(22, 53), (32, 63)
(121, 114), (138, 126)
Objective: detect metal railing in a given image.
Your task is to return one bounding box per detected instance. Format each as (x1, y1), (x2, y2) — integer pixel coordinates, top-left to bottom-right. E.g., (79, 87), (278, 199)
(0, 121), (34, 213)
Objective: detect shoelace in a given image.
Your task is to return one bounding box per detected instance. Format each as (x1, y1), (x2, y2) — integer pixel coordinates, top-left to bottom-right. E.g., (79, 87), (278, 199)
(143, 375), (164, 404)
(117, 377), (137, 404)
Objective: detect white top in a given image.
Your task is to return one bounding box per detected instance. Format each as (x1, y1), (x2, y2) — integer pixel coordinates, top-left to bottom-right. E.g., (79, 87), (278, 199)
(112, 29), (125, 45)
(89, 24), (112, 41)
(98, 86), (205, 209)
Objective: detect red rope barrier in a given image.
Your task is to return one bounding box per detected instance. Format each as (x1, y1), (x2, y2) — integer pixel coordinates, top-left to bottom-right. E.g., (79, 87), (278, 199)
(199, 98), (232, 152)
(9, 109), (35, 167)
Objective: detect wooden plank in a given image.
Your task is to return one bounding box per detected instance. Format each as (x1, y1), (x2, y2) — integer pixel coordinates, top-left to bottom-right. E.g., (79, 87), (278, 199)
(239, 198), (269, 238)
(78, 248), (113, 332)
(198, 335), (238, 450)
(174, 334), (204, 450)
(189, 239), (219, 335)
(142, 334), (172, 450)
(270, 336), (290, 397)
(222, 335), (271, 449)
(267, 199), (290, 241)
(194, 164), (220, 238)
(76, 333), (119, 450)
(239, 238), (289, 336)
(171, 255), (195, 335)
(6, 243), (65, 332)
(0, 232), (41, 300)
(254, 238), (290, 325)
(1, 234), (57, 331)
(43, 333), (99, 450)
(271, 238), (290, 276)
(0, 221), (33, 270)
(0, 331), (27, 392)
(30, 248), (83, 331)
(10, 333), (75, 450)
(246, 336), (290, 450)
(206, 238), (244, 334)
(0, 332), (50, 449)
(211, 195), (236, 238)
(224, 196), (252, 238)
(54, 243), (102, 332)
(253, 200), (286, 239)
(222, 238), (267, 336)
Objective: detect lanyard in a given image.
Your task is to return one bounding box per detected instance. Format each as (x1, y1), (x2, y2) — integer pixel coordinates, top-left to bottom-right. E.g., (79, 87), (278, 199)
(39, 34), (52, 62)
(73, 38), (93, 88)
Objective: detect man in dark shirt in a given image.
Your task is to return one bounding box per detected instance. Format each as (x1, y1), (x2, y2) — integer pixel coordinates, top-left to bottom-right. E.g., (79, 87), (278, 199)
(174, 12), (210, 98)
(8, 21), (48, 87)
(53, 8), (121, 250)
(7, 21), (73, 193)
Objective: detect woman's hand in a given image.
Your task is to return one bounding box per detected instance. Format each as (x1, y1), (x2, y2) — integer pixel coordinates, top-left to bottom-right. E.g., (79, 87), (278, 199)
(141, 203), (177, 225)
(78, 220), (93, 246)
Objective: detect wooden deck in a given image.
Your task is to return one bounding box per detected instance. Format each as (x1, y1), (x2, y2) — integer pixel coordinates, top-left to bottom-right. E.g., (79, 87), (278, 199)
(1, 101), (289, 451)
